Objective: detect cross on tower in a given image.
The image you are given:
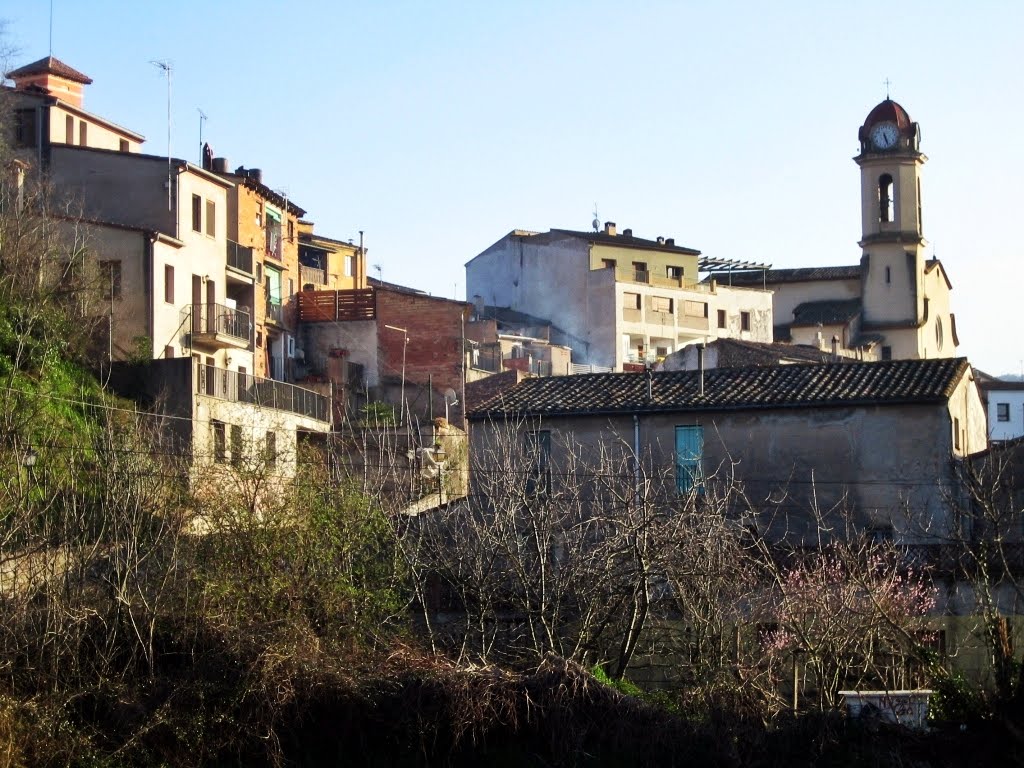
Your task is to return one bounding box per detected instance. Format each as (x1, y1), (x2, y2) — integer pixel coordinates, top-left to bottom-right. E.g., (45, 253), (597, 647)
(884, 78), (892, 99)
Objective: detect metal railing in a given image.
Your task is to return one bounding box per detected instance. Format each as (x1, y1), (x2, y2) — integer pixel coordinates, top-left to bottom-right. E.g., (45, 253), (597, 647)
(226, 240), (254, 275)
(187, 303), (251, 343)
(571, 363), (613, 374)
(197, 362), (329, 422)
(265, 301), (284, 325)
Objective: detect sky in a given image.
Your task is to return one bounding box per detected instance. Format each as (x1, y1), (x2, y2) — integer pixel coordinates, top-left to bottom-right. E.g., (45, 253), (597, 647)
(4, 1), (1023, 375)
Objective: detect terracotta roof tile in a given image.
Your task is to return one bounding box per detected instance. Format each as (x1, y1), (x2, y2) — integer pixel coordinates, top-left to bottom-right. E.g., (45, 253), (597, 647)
(469, 358), (969, 418)
(7, 56), (92, 84)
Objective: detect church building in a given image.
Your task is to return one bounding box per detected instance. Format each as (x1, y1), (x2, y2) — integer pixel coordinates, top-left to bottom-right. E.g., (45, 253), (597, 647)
(716, 99), (957, 361)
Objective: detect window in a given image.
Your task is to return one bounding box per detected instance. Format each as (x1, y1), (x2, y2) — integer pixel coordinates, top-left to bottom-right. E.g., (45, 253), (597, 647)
(878, 174), (894, 223)
(740, 311), (751, 332)
(99, 261), (122, 300)
(344, 255), (353, 278)
(524, 430), (551, 496)
(266, 431), (277, 468)
(666, 265), (684, 280)
(212, 421), (226, 463)
(119, 139), (129, 152)
(230, 425), (244, 466)
(265, 210), (282, 259)
(997, 403), (1011, 422)
(717, 309), (727, 329)
(881, 346), (892, 360)
(935, 317), (944, 351)
(205, 199), (215, 236)
(623, 292), (641, 310)
(12, 109), (38, 148)
(287, 219), (294, 242)
(79, 121), (87, 146)
(191, 194), (202, 232)
(684, 300), (706, 318)
(954, 417), (961, 451)
(288, 278), (295, 299)
(65, 114), (74, 145)
(164, 264), (175, 304)
(652, 296), (673, 314)
(885, 266), (891, 284)
(164, 345), (174, 358)
(602, 258), (616, 269)
(675, 425), (704, 494)
(632, 261), (648, 282)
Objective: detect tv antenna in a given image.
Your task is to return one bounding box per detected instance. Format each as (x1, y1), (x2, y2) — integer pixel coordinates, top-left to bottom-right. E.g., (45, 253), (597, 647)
(150, 60), (173, 211)
(197, 108), (208, 164)
(592, 203), (600, 232)
(373, 263), (383, 283)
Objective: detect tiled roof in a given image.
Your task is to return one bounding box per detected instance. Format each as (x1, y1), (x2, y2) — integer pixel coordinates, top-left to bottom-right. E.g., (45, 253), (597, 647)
(791, 298), (863, 326)
(548, 228), (701, 256)
(708, 265), (862, 286)
(701, 338), (846, 367)
(7, 56), (92, 84)
(469, 357), (970, 418)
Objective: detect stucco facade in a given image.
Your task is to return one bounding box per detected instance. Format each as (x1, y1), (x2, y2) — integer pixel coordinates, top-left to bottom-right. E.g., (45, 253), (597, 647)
(468, 359), (987, 546)
(466, 226), (773, 371)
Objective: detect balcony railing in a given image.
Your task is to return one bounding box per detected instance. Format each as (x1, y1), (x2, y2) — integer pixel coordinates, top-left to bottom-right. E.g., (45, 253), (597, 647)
(186, 303), (251, 345)
(197, 362), (329, 422)
(298, 289), (376, 322)
(265, 300), (284, 325)
(300, 265), (327, 288)
(474, 349), (553, 377)
(610, 266), (712, 292)
(226, 240), (254, 275)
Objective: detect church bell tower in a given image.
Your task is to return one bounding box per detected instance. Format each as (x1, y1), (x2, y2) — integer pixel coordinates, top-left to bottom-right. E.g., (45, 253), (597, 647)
(855, 99), (927, 328)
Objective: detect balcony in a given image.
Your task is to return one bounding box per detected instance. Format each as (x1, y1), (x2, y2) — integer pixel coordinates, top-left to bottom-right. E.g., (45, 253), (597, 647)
(185, 303), (252, 350)
(300, 265), (327, 289)
(226, 240), (255, 277)
(610, 266), (711, 292)
(298, 289), (376, 323)
(197, 363), (329, 423)
(474, 349), (553, 377)
(265, 300), (284, 326)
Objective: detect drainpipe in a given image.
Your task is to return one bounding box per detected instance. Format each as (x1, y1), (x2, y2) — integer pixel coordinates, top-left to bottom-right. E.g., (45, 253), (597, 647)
(633, 413), (641, 507)
(145, 233), (156, 351)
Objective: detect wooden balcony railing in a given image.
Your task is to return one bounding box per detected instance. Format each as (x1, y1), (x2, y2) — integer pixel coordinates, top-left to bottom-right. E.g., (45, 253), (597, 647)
(298, 289), (376, 322)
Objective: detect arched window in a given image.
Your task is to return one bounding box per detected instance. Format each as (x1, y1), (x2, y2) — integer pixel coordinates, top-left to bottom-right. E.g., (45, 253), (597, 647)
(878, 174), (894, 223)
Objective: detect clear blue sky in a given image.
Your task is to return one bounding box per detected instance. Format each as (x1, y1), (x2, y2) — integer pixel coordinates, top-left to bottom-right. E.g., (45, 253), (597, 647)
(6, 1), (1022, 375)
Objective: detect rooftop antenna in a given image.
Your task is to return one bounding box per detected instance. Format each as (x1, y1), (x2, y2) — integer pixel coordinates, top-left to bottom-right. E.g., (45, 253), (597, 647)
(48, 0), (54, 56)
(373, 263), (383, 283)
(592, 203), (600, 233)
(197, 108), (207, 164)
(884, 77), (892, 100)
(150, 59), (173, 211)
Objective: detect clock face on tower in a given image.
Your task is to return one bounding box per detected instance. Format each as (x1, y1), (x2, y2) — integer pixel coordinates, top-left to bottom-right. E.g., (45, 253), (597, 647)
(870, 122), (899, 150)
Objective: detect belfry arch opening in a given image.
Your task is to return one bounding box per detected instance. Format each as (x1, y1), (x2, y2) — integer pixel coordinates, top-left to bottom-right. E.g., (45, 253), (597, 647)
(878, 174), (894, 223)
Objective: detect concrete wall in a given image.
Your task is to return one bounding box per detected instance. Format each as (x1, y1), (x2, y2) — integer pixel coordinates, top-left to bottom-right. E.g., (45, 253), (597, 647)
(765, 277), (861, 327)
(468, 232), (773, 371)
(987, 388), (1024, 442)
(471, 389), (980, 545)
(47, 103), (142, 152)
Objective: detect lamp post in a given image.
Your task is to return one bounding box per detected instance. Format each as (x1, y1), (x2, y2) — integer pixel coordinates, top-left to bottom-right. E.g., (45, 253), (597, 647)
(384, 324), (408, 424)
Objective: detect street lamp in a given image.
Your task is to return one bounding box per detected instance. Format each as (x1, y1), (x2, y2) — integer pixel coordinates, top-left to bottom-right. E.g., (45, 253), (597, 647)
(384, 324), (408, 424)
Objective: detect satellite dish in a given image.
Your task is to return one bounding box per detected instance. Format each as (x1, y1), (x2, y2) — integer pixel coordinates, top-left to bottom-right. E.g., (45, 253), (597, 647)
(592, 203), (600, 232)
(444, 388), (459, 406)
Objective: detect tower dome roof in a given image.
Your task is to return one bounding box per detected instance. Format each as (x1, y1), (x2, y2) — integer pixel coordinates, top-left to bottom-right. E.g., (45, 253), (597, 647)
(862, 98), (913, 134)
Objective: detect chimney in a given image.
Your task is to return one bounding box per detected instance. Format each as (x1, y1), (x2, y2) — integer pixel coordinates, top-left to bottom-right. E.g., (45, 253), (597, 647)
(645, 367), (653, 402)
(212, 157), (229, 173)
(604, 221), (617, 236)
(622, 228), (633, 237)
(665, 238), (675, 247)
(656, 236), (665, 244)
(831, 335), (840, 361)
(697, 343), (706, 395)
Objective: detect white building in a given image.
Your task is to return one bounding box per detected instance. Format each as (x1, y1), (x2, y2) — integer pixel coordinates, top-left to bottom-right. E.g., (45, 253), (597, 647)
(466, 224), (773, 372)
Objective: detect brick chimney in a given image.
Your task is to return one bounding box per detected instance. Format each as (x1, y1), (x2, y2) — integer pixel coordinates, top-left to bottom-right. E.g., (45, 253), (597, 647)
(603, 221), (617, 236)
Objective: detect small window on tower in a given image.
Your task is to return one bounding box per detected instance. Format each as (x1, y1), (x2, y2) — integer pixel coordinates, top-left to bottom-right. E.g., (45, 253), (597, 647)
(885, 266), (891, 284)
(879, 174), (894, 223)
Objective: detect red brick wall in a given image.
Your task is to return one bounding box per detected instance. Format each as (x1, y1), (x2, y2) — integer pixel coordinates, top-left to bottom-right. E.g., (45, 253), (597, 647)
(375, 288), (469, 407)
